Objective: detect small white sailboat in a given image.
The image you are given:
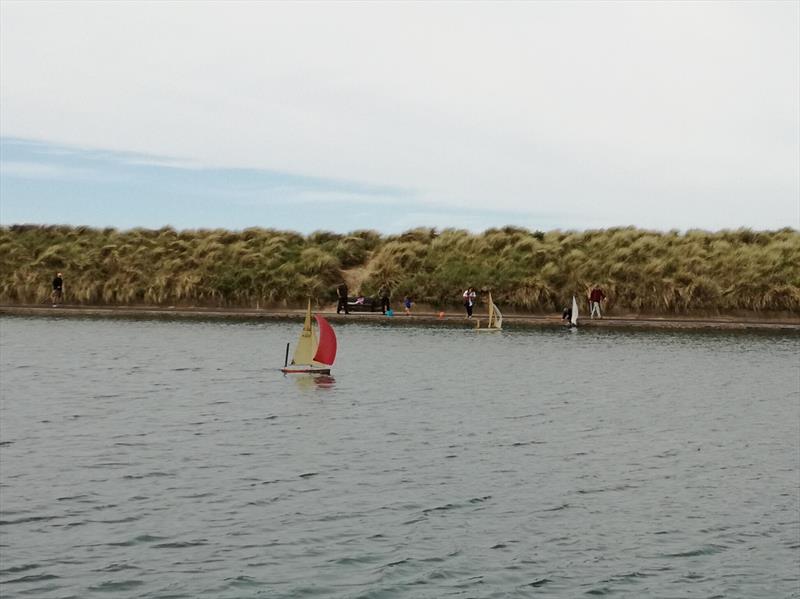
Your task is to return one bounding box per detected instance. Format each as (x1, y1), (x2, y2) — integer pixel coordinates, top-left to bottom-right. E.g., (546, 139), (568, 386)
(570, 294), (579, 328)
(281, 300), (337, 374)
(475, 292), (503, 332)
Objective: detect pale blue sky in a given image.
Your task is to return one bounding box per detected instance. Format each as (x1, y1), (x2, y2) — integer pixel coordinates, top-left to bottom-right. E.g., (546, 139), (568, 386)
(1, 1), (798, 233)
(0, 137), (570, 233)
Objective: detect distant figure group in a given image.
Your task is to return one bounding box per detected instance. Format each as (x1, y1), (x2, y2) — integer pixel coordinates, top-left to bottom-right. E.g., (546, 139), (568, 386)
(335, 282), (396, 315)
(326, 282), (608, 321)
(46, 273), (609, 321)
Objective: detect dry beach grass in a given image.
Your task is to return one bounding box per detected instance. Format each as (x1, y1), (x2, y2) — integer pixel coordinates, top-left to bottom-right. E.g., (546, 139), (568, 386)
(1, 224), (798, 318)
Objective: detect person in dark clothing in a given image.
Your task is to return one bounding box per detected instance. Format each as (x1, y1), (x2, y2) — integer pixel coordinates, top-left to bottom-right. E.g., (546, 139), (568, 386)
(589, 285), (606, 319)
(379, 285), (391, 314)
(336, 283), (349, 314)
(462, 287), (476, 318)
(51, 272), (63, 306)
(561, 306), (572, 323)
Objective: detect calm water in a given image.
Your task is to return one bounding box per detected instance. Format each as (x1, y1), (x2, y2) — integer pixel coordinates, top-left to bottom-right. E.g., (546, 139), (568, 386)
(1, 316), (798, 598)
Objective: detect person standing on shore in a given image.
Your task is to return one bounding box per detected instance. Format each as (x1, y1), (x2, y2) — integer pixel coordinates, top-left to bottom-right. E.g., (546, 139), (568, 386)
(51, 272), (63, 307)
(589, 285), (606, 319)
(403, 296), (413, 315)
(379, 285), (391, 314)
(463, 287), (476, 318)
(336, 282), (349, 315)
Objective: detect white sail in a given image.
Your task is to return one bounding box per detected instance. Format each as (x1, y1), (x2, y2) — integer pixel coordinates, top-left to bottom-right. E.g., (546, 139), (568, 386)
(571, 295), (579, 326)
(491, 301), (503, 329)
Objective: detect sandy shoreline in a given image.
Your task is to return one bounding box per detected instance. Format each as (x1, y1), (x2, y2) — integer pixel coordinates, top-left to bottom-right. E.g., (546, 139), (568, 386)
(2, 304), (799, 332)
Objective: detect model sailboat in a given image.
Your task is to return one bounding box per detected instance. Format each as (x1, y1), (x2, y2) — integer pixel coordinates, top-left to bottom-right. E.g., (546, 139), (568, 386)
(475, 292), (503, 331)
(281, 300), (338, 374)
(570, 294), (579, 327)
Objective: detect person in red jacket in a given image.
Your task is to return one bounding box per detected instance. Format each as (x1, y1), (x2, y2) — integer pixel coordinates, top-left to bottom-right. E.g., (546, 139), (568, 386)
(589, 286), (606, 319)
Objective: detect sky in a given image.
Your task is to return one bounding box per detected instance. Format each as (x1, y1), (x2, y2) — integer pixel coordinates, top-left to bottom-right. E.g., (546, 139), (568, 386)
(1, 0), (798, 234)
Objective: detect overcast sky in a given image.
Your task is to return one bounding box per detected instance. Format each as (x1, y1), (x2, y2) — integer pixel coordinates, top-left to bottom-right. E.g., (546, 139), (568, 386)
(1, 1), (798, 233)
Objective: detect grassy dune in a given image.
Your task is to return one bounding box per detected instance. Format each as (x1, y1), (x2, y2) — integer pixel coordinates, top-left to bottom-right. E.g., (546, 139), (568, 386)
(1, 224), (798, 315)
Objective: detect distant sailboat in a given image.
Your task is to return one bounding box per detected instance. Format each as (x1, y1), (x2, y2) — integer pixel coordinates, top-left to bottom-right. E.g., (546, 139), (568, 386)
(475, 292), (503, 332)
(570, 294), (579, 328)
(281, 300), (337, 374)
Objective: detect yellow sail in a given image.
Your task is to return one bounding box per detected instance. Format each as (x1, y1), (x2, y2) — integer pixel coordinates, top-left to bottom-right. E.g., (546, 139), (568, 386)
(476, 292), (502, 331)
(291, 300), (319, 366)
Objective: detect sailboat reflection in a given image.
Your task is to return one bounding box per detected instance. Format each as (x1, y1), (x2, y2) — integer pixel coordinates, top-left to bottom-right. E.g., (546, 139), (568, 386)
(312, 374), (335, 388)
(290, 373), (336, 390)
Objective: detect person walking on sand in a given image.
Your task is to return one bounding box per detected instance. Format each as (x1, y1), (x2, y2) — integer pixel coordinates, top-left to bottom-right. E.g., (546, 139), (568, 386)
(336, 282), (349, 315)
(403, 296), (413, 315)
(462, 287), (476, 318)
(51, 272), (63, 307)
(589, 285), (606, 319)
(379, 285), (391, 315)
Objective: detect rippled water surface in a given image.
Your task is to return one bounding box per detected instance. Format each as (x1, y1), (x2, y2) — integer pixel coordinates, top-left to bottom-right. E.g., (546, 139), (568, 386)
(1, 316), (798, 598)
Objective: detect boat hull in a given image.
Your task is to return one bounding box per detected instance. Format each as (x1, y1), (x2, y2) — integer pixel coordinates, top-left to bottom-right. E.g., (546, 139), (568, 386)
(281, 367), (331, 374)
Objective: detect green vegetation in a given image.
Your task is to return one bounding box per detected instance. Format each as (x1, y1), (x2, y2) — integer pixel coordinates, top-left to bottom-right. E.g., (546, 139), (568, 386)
(1, 224), (798, 315)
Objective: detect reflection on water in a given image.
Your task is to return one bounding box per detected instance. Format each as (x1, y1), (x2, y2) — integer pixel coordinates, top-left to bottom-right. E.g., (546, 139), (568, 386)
(289, 373), (337, 390)
(0, 316), (798, 599)
(313, 374), (336, 388)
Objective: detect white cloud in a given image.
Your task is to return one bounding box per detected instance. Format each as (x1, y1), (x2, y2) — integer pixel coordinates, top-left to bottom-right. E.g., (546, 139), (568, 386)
(0, 160), (99, 180)
(232, 188), (400, 208)
(1, 1), (797, 230)
(120, 157), (203, 170)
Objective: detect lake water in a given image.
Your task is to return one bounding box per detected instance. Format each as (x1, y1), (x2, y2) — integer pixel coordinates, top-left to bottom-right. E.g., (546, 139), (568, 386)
(1, 316), (798, 598)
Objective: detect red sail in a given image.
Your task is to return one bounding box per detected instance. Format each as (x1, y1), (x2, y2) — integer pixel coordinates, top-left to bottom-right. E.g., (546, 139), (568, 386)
(312, 315), (337, 366)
